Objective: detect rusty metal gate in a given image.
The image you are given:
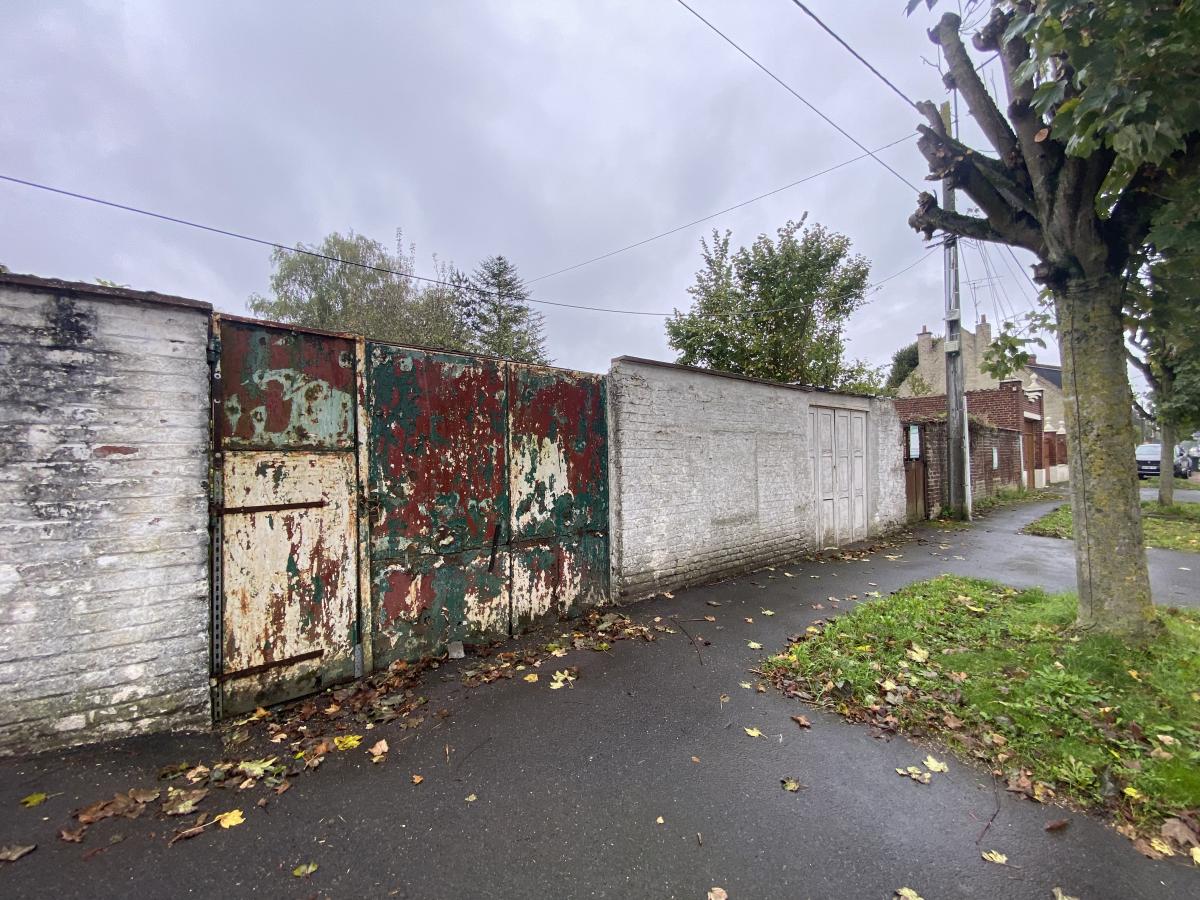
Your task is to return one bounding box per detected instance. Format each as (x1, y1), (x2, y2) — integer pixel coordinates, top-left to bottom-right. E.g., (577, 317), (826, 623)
(210, 317), (362, 716)
(365, 344), (608, 667)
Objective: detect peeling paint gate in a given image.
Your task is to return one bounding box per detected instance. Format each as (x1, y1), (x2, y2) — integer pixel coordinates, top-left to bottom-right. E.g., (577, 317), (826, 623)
(210, 318), (608, 716)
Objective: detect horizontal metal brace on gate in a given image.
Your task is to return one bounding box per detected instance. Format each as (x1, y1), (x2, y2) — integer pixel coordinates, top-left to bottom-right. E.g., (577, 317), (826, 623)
(216, 649), (325, 683)
(216, 500), (327, 516)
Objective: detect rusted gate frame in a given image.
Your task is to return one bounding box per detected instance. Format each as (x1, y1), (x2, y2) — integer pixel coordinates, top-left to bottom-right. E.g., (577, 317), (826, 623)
(209, 320), (610, 718)
(209, 315), (366, 719)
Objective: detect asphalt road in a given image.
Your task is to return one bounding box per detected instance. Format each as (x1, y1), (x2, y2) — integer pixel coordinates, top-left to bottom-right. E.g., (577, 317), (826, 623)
(1, 497), (1196, 899)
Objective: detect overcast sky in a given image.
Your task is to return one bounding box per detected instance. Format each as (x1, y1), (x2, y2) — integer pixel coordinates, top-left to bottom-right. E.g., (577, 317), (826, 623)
(0, 0), (1056, 374)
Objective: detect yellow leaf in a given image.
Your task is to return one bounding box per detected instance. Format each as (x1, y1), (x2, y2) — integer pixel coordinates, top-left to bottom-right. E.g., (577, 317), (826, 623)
(216, 809), (245, 829)
(906, 644), (930, 663)
(1127, 669), (1141, 681)
(1190, 847), (1200, 866)
(923, 755), (948, 773)
(292, 862), (318, 877)
(251, 707), (271, 720)
(855, 644), (874, 653)
(523, 673), (539, 683)
(781, 777), (802, 792)
(747, 641), (763, 650)
(655, 816), (665, 825)
(551, 648), (568, 657)
(879, 678), (898, 692)
(411, 774), (424, 785)
(895, 890), (925, 900)
(1150, 837), (1175, 857)
(739, 681), (753, 690)
(761, 609), (775, 616)
(333, 735), (362, 751)
(1051, 889), (1080, 900)
(465, 794), (477, 803)
(1123, 786), (1145, 802)
(981, 850), (1007, 865)
(19, 792), (47, 808)
(744, 726), (764, 738)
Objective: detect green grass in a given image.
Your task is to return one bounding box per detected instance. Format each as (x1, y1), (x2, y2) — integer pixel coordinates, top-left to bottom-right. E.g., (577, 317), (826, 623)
(765, 576), (1200, 839)
(1026, 501), (1200, 553)
(1143, 475), (1200, 491)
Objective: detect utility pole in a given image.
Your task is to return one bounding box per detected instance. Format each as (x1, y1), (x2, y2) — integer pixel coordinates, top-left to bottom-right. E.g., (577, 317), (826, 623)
(941, 100), (967, 518)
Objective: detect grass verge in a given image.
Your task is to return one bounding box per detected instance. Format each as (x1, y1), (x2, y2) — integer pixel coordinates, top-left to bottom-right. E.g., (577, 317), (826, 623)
(764, 575), (1200, 858)
(1026, 502), (1200, 553)
(1143, 475), (1200, 492)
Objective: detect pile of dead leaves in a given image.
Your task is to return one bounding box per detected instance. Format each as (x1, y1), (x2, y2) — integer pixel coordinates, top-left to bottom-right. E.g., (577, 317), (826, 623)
(462, 610), (653, 687)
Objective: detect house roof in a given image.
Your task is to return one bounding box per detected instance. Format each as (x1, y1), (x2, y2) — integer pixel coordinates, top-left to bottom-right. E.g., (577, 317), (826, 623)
(1026, 363), (1063, 389)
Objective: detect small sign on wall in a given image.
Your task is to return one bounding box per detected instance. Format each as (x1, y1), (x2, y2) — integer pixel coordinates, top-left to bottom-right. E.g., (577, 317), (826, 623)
(907, 424), (921, 459)
(992, 447), (999, 470)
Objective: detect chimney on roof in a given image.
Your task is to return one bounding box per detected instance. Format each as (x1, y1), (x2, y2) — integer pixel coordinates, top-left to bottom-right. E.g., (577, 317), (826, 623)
(917, 324), (933, 356)
(976, 313), (991, 346)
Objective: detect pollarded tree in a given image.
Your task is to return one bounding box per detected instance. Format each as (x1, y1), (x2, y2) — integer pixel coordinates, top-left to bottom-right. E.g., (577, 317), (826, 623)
(905, 1), (1200, 636)
(667, 217), (879, 390)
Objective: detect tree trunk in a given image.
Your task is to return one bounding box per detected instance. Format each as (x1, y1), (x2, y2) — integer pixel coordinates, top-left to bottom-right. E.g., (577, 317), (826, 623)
(1054, 276), (1155, 636)
(1159, 419), (1175, 507)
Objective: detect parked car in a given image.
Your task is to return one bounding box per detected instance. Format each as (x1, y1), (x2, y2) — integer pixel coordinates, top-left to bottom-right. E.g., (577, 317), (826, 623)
(1137, 442), (1193, 479)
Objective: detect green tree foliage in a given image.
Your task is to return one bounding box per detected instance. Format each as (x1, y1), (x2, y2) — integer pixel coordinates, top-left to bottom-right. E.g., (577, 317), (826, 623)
(666, 217), (878, 390)
(885, 341), (919, 394)
(457, 255), (550, 364)
(905, 1), (1200, 636)
(248, 230), (471, 350)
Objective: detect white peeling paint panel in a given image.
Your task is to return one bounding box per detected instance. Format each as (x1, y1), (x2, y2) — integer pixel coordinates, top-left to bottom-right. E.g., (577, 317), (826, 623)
(0, 283), (212, 754)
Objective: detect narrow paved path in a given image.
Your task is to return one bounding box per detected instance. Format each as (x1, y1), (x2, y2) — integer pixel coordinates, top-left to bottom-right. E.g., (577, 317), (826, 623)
(1, 498), (1196, 899)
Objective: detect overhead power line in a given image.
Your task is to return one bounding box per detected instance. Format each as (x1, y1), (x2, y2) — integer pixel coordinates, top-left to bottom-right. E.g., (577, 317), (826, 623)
(530, 132), (915, 284)
(671, 0), (923, 193)
(786, 1), (921, 110)
(0, 172), (936, 318)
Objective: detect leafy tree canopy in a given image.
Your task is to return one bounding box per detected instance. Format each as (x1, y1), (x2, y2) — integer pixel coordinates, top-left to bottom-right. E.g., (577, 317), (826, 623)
(666, 217), (879, 391)
(885, 341), (920, 393)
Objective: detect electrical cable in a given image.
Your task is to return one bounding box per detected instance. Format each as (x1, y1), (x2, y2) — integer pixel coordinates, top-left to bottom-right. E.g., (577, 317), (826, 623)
(671, 0), (923, 193)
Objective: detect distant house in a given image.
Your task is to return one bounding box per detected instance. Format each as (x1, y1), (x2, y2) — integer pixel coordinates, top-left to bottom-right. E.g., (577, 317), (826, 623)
(897, 315), (1066, 436)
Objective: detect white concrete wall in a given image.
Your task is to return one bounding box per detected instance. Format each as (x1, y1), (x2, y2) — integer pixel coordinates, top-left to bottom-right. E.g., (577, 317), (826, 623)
(0, 277), (213, 754)
(607, 358), (905, 601)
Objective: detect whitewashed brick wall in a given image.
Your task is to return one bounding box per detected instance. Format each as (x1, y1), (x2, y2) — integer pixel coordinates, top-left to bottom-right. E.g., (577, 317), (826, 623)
(0, 276), (213, 754)
(608, 358), (905, 601)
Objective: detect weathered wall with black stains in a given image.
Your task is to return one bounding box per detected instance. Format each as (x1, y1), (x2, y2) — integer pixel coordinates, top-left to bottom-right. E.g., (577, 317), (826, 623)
(607, 357), (906, 601)
(0, 276), (212, 754)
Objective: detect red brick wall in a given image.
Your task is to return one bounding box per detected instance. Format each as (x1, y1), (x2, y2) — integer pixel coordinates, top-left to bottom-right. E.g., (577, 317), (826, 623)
(905, 420), (1022, 515)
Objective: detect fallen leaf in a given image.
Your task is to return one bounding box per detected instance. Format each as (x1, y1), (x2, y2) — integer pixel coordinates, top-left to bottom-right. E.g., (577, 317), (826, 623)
(981, 850), (1007, 865)
(923, 755), (948, 773)
(791, 715), (812, 729)
(1051, 890), (1080, 900)
(369, 739), (389, 763)
(895, 890), (924, 900)
(1161, 817), (1200, 849)
(58, 826), (86, 843)
(781, 777), (804, 792)
(274, 781), (291, 796)
(411, 774), (424, 785)
(1149, 837), (1175, 857)
(719, 693), (730, 704)
(1127, 669), (1141, 681)
(906, 644), (929, 664)
(743, 727), (764, 738)
(706, 601), (721, 607)
(738, 681), (753, 690)
(128, 788), (160, 804)
(333, 734), (362, 751)
(0, 844), (36, 862)
(293, 862), (318, 878)
(1123, 786), (1145, 802)
(708, 889), (728, 900)
(19, 793), (47, 808)
(744, 617), (754, 624)
(162, 788), (208, 816)
(761, 609), (775, 616)
(215, 809), (244, 829)
(1044, 819), (1070, 832)
(1191, 847), (1200, 866)
(250, 706), (271, 720)
(704, 615), (716, 622)
(747, 642), (763, 650)
(1156, 733), (1178, 747)
(655, 816), (664, 825)
(465, 794), (477, 803)
(942, 713), (964, 729)
(523, 673), (539, 683)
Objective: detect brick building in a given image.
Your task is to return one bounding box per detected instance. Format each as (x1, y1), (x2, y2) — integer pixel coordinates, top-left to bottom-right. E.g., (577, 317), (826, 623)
(897, 316), (1067, 437)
